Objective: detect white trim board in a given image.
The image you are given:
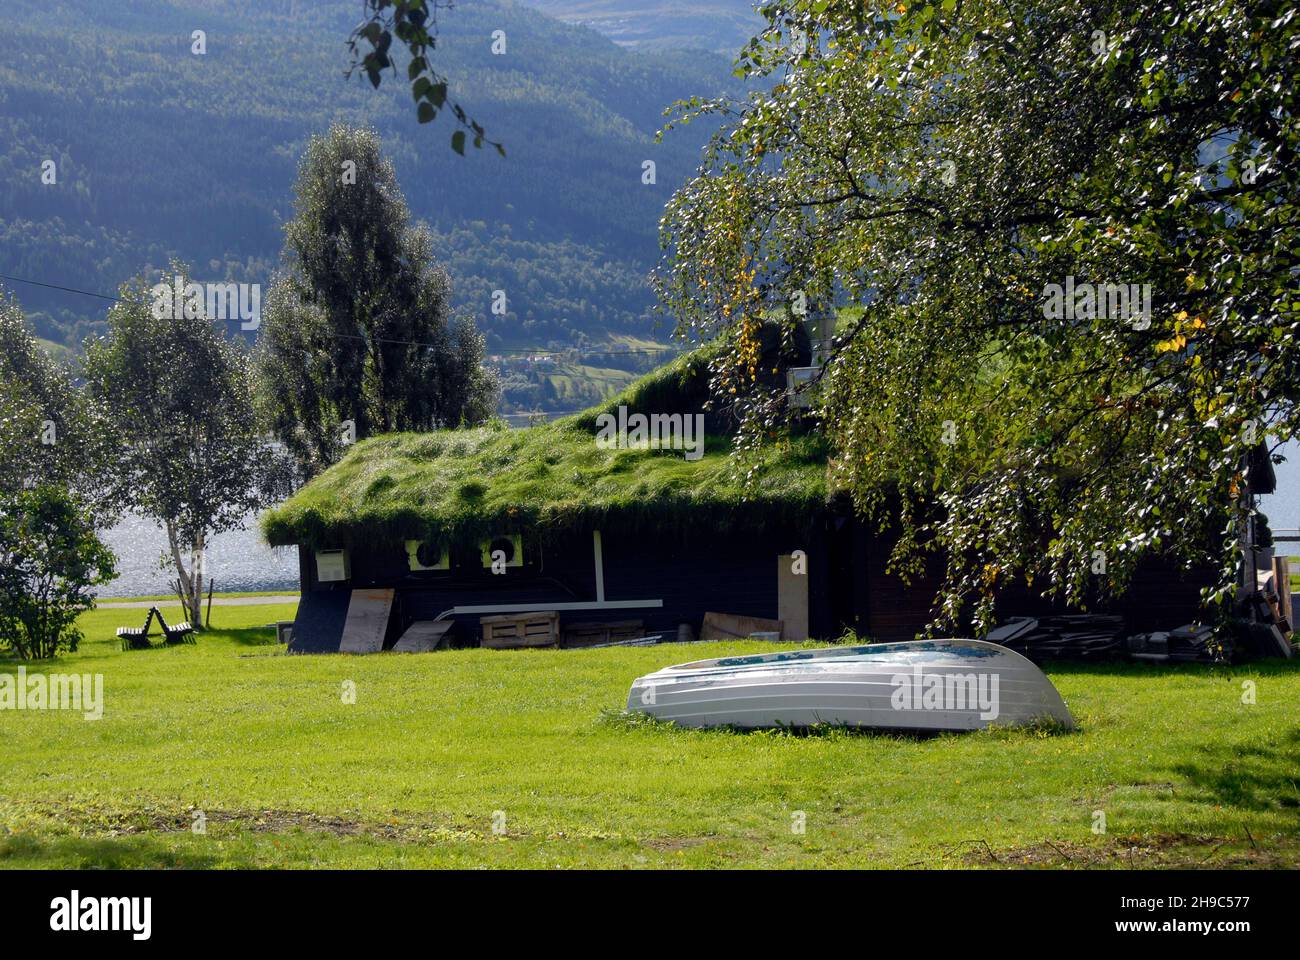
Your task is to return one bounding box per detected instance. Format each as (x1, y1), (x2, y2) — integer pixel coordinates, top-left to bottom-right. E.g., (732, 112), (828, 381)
(435, 599), (662, 621)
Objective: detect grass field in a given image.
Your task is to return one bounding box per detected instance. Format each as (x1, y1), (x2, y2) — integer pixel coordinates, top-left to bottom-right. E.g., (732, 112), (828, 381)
(1, 601), (1297, 869)
(544, 362), (639, 406)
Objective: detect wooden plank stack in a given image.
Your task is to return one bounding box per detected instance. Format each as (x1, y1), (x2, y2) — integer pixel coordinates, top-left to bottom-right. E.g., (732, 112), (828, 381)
(983, 615), (1125, 661)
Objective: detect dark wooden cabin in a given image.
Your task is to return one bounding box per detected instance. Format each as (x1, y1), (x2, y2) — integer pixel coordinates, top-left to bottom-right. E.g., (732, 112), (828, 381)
(264, 342), (1218, 654)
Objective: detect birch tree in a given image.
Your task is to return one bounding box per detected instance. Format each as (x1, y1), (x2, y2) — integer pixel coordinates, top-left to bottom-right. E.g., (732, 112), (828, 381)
(83, 268), (285, 628)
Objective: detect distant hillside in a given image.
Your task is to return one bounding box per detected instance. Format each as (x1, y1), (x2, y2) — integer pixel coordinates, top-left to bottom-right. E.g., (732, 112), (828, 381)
(519, 1), (765, 53)
(0, 0), (739, 351)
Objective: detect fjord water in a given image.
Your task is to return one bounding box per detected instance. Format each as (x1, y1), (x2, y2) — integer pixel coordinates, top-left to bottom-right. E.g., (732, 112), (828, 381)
(97, 512), (297, 598)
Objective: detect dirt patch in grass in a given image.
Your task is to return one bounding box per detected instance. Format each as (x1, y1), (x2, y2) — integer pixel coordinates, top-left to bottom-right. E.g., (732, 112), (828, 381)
(5, 802), (486, 844)
(641, 835), (713, 852)
(6, 800), (723, 860)
(958, 832), (1293, 868)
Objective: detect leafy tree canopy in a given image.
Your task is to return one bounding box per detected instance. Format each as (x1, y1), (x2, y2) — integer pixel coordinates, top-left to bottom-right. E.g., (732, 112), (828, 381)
(0, 292), (114, 518)
(258, 124), (498, 480)
(0, 484), (116, 660)
(0, 295), (117, 658)
(655, 0), (1300, 628)
(82, 267), (286, 626)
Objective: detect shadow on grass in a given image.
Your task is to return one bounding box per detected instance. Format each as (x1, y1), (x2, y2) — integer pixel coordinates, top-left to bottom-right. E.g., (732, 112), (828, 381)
(0, 832), (226, 869)
(1169, 725), (1300, 813)
(598, 707), (1075, 741)
(1037, 657), (1300, 679)
(206, 626), (280, 648)
(112, 626), (280, 651)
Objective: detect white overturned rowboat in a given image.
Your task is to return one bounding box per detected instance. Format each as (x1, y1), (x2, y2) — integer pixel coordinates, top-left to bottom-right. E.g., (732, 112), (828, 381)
(626, 639), (1074, 732)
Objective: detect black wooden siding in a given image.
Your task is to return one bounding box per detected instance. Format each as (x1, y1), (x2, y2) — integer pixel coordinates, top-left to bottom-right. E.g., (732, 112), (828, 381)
(295, 516), (1216, 648)
(299, 522), (838, 647)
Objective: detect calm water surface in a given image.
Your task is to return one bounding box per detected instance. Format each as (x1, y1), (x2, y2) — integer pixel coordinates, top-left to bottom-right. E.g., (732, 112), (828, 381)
(97, 511), (298, 598)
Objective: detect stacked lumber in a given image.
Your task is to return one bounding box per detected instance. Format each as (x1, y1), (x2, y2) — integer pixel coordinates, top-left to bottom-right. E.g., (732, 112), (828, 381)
(1126, 624), (1224, 663)
(983, 558), (1297, 664)
(699, 612), (784, 642)
(1231, 556), (1295, 659)
(983, 615), (1125, 661)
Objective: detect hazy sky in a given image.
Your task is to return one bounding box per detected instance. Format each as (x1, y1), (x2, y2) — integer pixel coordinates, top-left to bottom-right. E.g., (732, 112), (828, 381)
(1259, 440), (1298, 531)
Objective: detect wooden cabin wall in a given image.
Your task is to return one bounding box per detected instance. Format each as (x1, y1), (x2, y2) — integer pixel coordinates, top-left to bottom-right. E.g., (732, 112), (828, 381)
(298, 523), (840, 646)
(990, 556), (1219, 633)
(852, 521), (1219, 641)
(293, 514), (1218, 650)
(599, 525), (832, 638)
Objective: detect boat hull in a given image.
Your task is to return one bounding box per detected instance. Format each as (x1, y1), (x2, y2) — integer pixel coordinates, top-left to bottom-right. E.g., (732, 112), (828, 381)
(626, 639), (1074, 732)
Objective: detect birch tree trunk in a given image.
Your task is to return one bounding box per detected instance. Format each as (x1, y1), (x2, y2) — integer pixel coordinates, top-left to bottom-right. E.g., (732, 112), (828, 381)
(165, 520), (204, 629)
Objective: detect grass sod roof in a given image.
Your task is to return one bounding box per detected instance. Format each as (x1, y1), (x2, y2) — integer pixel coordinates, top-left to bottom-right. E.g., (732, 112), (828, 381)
(261, 347), (832, 550)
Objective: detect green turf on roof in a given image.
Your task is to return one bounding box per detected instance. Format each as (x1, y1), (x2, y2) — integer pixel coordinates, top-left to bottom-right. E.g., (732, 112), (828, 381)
(261, 347), (831, 549)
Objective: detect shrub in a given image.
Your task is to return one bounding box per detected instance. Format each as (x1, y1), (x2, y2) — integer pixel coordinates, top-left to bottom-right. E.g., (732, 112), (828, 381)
(0, 485), (116, 659)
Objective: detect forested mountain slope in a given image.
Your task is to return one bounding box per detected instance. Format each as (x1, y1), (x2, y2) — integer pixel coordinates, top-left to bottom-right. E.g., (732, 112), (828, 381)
(520, 0), (764, 53)
(0, 0), (740, 350)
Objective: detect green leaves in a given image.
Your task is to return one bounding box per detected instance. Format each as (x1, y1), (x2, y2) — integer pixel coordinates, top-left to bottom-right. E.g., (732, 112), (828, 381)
(257, 124), (497, 482)
(0, 484), (115, 659)
(656, 0), (1300, 628)
(411, 75), (447, 126)
(347, 1), (503, 156)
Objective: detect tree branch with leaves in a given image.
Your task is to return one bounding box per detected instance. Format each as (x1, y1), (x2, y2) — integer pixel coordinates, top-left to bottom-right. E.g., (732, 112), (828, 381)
(655, 0), (1299, 631)
(347, 0), (504, 156)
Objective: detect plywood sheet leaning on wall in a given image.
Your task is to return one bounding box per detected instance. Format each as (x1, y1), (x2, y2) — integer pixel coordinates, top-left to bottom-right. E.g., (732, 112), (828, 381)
(392, 620), (453, 653)
(339, 588), (394, 653)
(777, 554), (809, 641)
(1271, 556), (1293, 629)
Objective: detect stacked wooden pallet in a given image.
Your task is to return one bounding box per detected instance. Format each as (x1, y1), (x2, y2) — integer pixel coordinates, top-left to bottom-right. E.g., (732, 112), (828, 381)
(561, 620), (644, 648)
(480, 611), (560, 649)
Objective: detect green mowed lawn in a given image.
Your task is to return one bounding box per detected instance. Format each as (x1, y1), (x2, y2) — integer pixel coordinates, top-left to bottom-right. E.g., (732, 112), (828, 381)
(1, 601), (1297, 868)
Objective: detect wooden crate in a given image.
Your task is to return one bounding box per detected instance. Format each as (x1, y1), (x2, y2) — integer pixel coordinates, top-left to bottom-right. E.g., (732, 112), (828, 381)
(562, 619), (644, 648)
(481, 611), (559, 649)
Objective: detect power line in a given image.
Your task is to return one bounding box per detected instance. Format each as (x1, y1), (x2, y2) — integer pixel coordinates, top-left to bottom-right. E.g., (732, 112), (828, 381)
(0, 271), (681, 360)
(499, 409), (587, 418)
(0, 273), (120, 302)
(490, 347), (677, 356)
